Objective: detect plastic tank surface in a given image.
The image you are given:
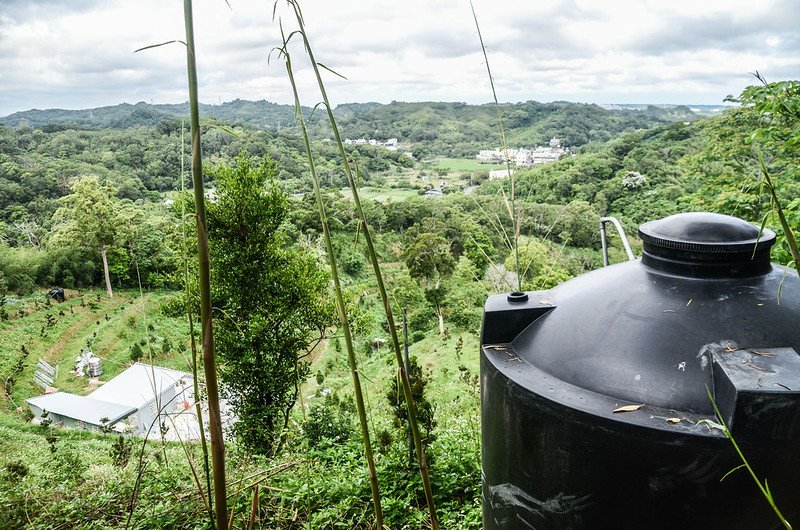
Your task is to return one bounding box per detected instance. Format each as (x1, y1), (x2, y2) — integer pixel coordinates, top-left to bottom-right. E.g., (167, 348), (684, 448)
(480, 212), (800, 529)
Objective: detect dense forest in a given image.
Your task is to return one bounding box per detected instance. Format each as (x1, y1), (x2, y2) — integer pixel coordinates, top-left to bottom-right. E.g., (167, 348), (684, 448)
(0, 78), (798, 528)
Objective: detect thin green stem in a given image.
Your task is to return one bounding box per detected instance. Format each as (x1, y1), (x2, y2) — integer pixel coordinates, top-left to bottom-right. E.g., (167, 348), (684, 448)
(759, 153), (800, 273)
(707, 388), (792, 529)
(183, 1), (227, 528)
(285, 3), (439, 526)
(280, 29), (384, 530)
(470, 0), (520, 292)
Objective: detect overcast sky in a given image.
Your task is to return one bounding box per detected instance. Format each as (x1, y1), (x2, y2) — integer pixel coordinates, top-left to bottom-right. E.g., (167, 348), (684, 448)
(0, 0), (798, 117)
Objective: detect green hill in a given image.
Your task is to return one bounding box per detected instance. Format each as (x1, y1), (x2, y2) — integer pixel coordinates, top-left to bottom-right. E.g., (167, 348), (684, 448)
(1, 99), (701, 157)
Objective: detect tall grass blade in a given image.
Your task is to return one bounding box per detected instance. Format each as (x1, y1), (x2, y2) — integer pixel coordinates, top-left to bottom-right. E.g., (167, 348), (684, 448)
(316, 62), (348, 79)
(720, 464), (746, 482)
(133, 40), (185, 53)
(470, 0), (521, 292)
(279, 27), (384, 529)
(706, 387), (792, 529)
(183, 1), (228, 528)
(283, 2), (440, 526)
(758, 152), (800, 274)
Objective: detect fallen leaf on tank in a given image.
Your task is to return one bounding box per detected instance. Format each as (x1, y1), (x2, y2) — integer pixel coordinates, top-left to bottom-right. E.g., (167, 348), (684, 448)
(613, 404), (644, 413)
(666, 418), (682, 424)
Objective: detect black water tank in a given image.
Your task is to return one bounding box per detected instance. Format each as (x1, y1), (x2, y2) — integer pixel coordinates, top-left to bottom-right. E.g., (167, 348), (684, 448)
(481, 212), (800, 529)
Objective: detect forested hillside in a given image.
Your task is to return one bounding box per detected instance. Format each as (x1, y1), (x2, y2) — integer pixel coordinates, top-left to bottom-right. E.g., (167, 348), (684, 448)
(0, 98), (698, 241)
(323, 100), (701, 156)
(0, 122), (413, 228)
(1, 99), (698, 156)
(0, 100), (302, 130)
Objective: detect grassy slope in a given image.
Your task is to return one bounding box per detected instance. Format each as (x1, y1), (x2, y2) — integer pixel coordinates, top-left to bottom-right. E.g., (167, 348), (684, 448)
(1, 284), (481, 444)
(0, 289), (191, 410)
(0, 290), (211, 528)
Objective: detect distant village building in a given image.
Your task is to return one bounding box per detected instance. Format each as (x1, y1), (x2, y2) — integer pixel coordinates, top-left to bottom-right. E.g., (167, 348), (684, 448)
(489, 169), (515, 180)
(529, 146), (562, 165)
(476, 139), (566, 168)
(514, 149), (532, 166)
(476, 148), (518, 163)
(26, 363), (192, 436)
(344, 137), (402, 152)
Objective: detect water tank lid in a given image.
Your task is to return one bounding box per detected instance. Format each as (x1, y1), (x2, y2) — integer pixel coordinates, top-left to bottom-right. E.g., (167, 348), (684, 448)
(638, 212), (775, 254)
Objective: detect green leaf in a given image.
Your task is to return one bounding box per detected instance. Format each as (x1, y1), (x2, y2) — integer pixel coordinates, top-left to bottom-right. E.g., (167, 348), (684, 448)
(720, 464), (745, 482)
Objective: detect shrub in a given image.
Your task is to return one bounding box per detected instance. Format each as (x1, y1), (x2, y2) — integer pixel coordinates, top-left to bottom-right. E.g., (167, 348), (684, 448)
(339, 246), (365, 276)
(0, 244), (41, 293)
(38, 246), (99, 288)
(129, 342), (144, 362)
(161, 336), (173, 355)
(304, 392), (354, 447)
(408, 306), (437, 333)
(3, 461), (28, 481)
(386, 356), (436, 459)
(159, 294), (186, 318)
(109, 435), (132, 468)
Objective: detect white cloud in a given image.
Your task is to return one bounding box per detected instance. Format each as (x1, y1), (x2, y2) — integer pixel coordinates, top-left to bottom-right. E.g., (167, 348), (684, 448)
(0, 0), (798, 116)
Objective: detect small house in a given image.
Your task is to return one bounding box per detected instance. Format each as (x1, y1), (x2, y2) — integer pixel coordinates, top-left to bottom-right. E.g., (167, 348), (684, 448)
(488, 169), (515, 180)
(26, 363), (192, 436)
(87, 363), (192, 435)
(26, 392), (135, 431)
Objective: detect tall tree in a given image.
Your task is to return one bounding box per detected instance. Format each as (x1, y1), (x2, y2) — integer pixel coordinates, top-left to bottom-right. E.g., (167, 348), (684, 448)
(403, 232), (455, 334)
(207, 153), (331, 455)
(50, 175), (135, 297)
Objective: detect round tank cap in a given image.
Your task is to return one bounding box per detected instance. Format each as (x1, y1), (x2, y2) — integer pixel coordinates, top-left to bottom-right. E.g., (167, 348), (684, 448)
(507, 291), (529, 302)
(638, 212), (775, 254)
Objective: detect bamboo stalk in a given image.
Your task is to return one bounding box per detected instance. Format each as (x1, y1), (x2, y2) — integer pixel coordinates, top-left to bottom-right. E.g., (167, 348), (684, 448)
(279, 29), (384, 529)
(181, 119), (214, 523)
(183, 1), (228, 528)
(247, 485), (259, 530)
(284, 3), (439, 526)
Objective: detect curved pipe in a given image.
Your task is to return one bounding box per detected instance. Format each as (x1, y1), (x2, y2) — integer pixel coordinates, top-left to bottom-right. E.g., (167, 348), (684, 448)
(600, 216), (636, 266)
